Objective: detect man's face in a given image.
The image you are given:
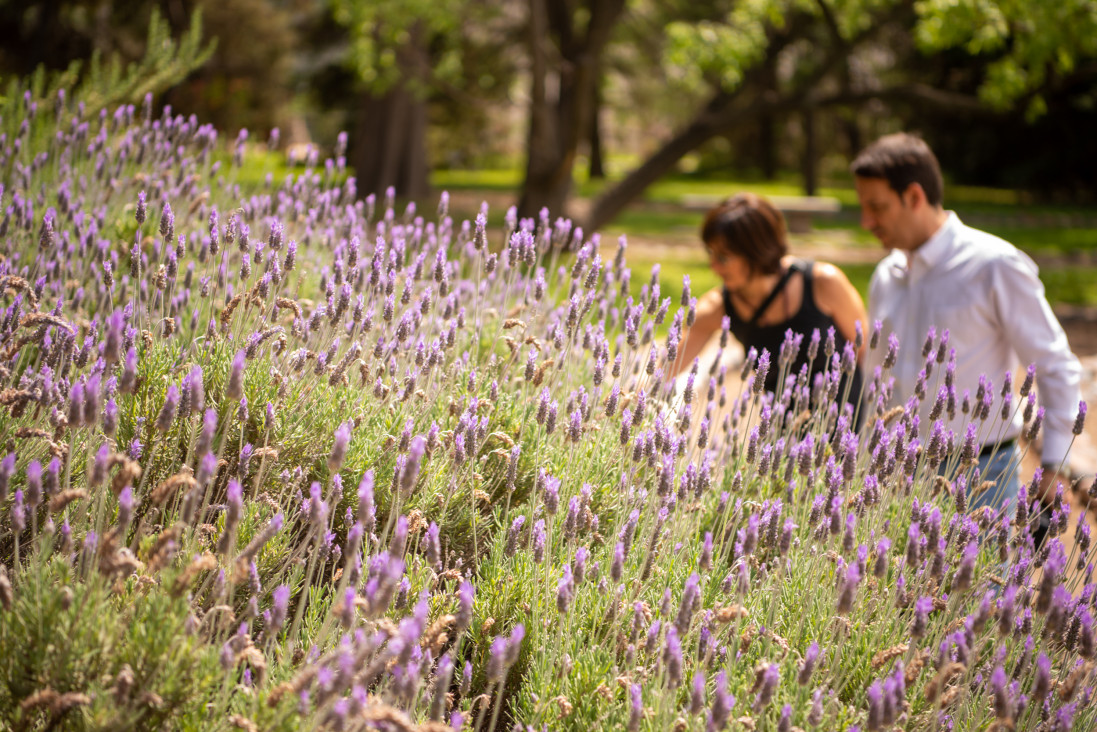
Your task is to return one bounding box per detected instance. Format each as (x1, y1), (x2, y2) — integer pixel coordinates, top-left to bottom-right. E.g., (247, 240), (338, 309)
(854, 176), (918, 251)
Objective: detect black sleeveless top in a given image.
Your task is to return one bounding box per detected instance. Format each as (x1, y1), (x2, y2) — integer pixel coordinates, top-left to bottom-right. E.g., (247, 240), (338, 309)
(723, 259), (863, 407)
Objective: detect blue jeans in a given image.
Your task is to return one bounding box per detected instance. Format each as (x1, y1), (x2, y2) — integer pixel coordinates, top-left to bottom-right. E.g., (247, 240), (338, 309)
(967, 443), (1022, 520)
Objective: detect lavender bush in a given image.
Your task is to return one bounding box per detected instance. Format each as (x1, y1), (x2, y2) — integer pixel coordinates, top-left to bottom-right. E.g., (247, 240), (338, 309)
(0, 80), (1094, 732)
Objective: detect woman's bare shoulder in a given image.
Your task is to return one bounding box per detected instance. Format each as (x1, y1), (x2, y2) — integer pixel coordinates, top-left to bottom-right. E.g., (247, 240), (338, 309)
(811, 260), (847, 282)
(810, 260), (865, 316)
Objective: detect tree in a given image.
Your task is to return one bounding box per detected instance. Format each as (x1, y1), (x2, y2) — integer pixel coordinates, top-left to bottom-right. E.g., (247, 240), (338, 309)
(516, 0), (628, 218)
(0, 4), (215, 120)
(581, 0), (1097, 230)
(332, 0), (517, 200)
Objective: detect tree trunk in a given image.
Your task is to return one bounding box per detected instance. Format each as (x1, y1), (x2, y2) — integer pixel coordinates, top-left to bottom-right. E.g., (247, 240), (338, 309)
(349, 28), (431, 200)
(517, 0), (626, 219)
(841, 114), (861, 157)
(588, 82), (606, 180)
(802, 107), (817, 196)
(351, 88), (429, 200)
(759, 115), (777, 180)
(759, 55), (778, 180)
(517, 0), (566, 217)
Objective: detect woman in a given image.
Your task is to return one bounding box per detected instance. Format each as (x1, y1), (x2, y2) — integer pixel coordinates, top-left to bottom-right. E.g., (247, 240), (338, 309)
(675, 193), (867, 407)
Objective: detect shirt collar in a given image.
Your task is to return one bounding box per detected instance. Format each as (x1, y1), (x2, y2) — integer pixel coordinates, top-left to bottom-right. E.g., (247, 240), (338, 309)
(905, 211), (960, 272)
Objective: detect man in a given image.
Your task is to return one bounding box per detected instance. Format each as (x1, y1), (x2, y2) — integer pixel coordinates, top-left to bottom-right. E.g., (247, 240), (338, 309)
(851, 133), (1082, 519)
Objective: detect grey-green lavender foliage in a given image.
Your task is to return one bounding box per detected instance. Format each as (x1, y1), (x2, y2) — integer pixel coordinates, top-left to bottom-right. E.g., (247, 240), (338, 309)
(0, 72), (1095, 732)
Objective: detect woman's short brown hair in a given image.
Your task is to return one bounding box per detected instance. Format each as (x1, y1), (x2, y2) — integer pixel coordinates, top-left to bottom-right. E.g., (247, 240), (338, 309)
(700, 193), (788, 276)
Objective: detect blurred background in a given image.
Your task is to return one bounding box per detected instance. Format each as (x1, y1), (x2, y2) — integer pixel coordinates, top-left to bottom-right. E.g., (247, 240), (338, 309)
(3, 0), (1096, 336)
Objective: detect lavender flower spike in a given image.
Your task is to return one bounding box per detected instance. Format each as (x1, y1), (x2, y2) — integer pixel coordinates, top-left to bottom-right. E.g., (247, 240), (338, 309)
(710, 671), (734, 731)
(155, 386), (179, 432)
(399, 436), (425, 494)
(752, 663), (779, 711)
(628, 684), (643, 732)
(226, 349), (246, 401)
(798, 641), (820, 685)
(328, 421), (352, 472)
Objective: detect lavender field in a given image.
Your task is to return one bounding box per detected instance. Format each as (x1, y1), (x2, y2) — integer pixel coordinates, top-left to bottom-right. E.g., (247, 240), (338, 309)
(0, 86), (1095, 732)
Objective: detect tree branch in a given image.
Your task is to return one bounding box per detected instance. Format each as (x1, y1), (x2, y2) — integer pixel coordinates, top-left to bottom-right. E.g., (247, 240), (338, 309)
(812, 0), (845, 50)
(813, 83), (992, 115)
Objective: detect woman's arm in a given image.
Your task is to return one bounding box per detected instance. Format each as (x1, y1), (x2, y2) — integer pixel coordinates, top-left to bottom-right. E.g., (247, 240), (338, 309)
(670, 287), (725, 377)
(812, 262), (868, 362)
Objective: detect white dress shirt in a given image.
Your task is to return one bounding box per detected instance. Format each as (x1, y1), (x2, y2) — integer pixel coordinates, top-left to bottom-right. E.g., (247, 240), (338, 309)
(864, 212), (1082, 464)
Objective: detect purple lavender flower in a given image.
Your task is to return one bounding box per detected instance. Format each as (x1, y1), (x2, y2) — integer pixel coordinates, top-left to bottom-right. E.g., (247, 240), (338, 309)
(505, 623), (525, 667)
(1026, 406), (1046, 441)
(556, 565), (575, 614)
(873, 538), (891, 579)
(424, 522), (441, 569)
(186, 365), (204, 416)
(11, 490), (26, 533)
(482, 636), (506, 684)
(911, 596), (933, 639)
(675, 573), (701, 636)
(0, 453), (15, 502)
(357, 470), (375, 533)
(196, 409), (218, 457)
(753, 350), (770, 393)
(799, 641), (820, 685)
(267, 585), (290, 636)
(752, 663), (779, 711)
(399, 436), (425, 494)
(389, 515), (408, 557)
(226, 349), (246, 401)
(866, 680), (884, 731)
(307, 482), (329, 532)
(532, 519), (546, 563)
(455, 580), (475, 634)
(114, 484), (134, 531)
(953, 541), (977, 593)
(628, 684), (643, 732)
(196, 451), (217, 487)
(572, 546), (589, 584)
(67, 381), (85, 428)
(699, 531), (714, 571)
(1032, 653), (1051, 702)
(663, 626), (683, 688)
(837, 563), (861, 616)
(505, 515), (526, 558)
(710, 671), (734, 730)
(690, 669), (706, 715)
(328, 421), (352, 472)
(24, 461), (42, 510)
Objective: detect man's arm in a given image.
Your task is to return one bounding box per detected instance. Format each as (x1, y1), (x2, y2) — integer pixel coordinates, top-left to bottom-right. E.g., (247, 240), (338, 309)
(992, 250), (1083, 469)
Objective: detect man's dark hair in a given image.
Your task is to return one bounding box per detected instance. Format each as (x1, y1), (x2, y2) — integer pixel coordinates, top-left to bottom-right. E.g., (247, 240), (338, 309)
(851, 133), (944, 207)
(701, 193), (788, 277)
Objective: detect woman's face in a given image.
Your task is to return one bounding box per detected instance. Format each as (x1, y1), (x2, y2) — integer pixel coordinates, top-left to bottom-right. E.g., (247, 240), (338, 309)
(705, 237), (751, 290)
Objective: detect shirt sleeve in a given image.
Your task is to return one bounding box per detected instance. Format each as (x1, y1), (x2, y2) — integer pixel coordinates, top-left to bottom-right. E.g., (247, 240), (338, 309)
(991, 250), (1083, 465)
(861, 262), (888, 404)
